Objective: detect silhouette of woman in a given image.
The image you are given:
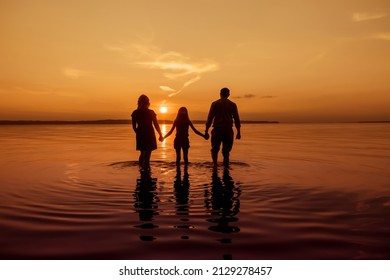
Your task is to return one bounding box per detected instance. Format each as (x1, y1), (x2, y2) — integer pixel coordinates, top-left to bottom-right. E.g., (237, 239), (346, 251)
(163, 107), (207, 166)
(131, 95), (164, 170)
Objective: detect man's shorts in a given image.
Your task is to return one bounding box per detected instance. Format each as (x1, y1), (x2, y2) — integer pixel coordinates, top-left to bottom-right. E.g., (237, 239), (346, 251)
(211, 127), (234, 154)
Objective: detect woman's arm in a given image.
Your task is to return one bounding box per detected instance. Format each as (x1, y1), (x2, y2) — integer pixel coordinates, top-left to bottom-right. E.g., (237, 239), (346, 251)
(152, 116), (164, 142)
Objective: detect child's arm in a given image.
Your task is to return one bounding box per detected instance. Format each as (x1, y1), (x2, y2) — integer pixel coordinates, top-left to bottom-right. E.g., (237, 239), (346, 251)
(152, 116), (164, 142)
(164, 123), (176, 139)
(189, 121), (207, 139)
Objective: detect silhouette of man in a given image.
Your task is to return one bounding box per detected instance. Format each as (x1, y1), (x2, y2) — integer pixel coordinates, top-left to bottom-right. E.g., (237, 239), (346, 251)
(205, 88), (241, 167)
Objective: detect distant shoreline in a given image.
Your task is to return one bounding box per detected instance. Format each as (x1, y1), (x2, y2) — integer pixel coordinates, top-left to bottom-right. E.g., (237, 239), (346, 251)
(357, 121), (390, 123)
(0, 119), (280, 125)
(1, 120), (389, 125)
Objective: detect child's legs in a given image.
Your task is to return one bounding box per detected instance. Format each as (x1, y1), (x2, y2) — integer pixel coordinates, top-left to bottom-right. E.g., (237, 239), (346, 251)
(182, 147), (189, 164)
(175, 148), (181, 165)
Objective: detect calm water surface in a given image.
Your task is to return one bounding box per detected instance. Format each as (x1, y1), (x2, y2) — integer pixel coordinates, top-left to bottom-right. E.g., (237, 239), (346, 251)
(0, 123), (389, 259)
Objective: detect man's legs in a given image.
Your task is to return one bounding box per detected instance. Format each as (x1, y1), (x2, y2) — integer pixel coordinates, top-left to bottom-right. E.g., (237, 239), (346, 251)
(221, 128), (234, 167)
(211, 128), (222, 167)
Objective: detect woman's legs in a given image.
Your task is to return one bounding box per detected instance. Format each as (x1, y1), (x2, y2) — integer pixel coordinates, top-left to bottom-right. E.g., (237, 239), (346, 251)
(139, 150), (152, 170)
(144, 150), (152, 170)
(139, 151), (144, 167)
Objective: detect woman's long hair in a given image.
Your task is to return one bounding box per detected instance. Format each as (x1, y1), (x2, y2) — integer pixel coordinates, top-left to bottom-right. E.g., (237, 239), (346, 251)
(175, 107), (190, 124)
(137, 94), (150, 110)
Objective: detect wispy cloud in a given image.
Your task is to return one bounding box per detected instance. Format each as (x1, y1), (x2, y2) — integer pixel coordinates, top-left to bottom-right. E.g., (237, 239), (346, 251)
(234, 94), (257, 99)
(63, 68), (90, 79)
(261, 95), (277, 99)
(372, 32), (390, 41)
(160, 86), (175, 92)
(304, 51), (327, 66)
(352, 12), (388, 22)
(168, 76), (201, 97)
(107, 43), (219, 97)
(12, 86), (84, 98)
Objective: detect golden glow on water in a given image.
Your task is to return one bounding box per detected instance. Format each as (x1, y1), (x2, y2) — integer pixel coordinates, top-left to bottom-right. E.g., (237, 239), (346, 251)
(160, 124), (168, 159)
(0, 124), (390, 259)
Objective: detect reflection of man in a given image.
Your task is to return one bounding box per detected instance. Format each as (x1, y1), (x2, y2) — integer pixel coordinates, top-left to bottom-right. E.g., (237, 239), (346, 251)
(206, 168), (241, 234)
(205, 88), (241, 167)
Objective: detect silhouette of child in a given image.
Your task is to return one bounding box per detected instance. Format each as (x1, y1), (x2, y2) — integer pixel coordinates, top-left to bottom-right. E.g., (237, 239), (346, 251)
(132, 95), (164, 170)
(164, 107), (207, 166)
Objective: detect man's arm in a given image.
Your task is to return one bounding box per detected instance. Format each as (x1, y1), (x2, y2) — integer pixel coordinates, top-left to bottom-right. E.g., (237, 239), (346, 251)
(205, 103), (214, 135)
(233, 104), (241, 139)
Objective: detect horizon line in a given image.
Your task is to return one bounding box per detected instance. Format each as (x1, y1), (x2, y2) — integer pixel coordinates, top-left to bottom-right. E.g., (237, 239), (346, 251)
(0, 119), (389, 125)
(0, 119), (279, 125)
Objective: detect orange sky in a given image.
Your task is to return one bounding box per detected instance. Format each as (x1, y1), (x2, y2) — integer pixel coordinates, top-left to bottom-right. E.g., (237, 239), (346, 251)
(1, 0), (389, 122)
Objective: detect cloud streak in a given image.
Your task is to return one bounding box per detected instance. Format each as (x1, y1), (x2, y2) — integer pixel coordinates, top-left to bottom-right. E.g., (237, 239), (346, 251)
(304, 51), (327, 67)
(234, 94), (257, 99)
(107, 43), (219, 97)
(160, 86), (176, 92)
(372, 32), (390, 41)
(63, 68), (90, 79)
(261, 95), (277, 99)
(352, 12), (387, 22)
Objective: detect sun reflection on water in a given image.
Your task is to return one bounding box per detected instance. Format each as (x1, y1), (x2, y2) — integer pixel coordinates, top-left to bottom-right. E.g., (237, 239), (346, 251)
(160, 124), (168, 160)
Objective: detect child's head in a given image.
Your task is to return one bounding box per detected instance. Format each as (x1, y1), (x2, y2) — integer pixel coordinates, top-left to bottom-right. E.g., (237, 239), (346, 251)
(176, 107), (189, 122)
(137, 94), (150, 109)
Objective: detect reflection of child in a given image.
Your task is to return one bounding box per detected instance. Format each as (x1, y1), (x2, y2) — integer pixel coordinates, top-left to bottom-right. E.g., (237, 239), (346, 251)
(131, 95), (164, 170)
(164, 107), (207, 166)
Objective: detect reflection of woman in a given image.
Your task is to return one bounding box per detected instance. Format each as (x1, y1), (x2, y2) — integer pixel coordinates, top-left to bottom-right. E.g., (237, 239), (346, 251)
(205, 168), (241, 234)
(131, 95), (164, 171)
(133, 170), (159, 241)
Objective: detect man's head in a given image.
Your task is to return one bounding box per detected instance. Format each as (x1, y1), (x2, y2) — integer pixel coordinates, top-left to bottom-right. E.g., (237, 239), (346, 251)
(220, 87), (230, 98)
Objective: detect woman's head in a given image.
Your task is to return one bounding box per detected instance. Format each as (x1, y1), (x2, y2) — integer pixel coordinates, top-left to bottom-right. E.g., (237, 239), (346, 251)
(176, 107), (189, 122)
(137, 94), (150, 109)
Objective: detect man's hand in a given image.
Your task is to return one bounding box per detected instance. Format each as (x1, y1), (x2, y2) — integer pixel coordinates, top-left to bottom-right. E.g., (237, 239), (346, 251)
(204, 132), (210, 140)
(236, 132), (241, 140)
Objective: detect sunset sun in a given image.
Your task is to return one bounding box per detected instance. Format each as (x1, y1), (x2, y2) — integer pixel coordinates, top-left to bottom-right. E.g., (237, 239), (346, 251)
(159, 106), (168, 114)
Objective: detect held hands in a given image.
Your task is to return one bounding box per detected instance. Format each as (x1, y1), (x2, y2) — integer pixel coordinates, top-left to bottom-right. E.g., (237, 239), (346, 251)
(236, 132), (241, 140)
(159, 135), (164, 142)
(204, 132), (210, 140)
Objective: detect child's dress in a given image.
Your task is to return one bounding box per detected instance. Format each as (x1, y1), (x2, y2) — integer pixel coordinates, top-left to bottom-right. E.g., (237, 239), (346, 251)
(174, 120), (191, 150)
